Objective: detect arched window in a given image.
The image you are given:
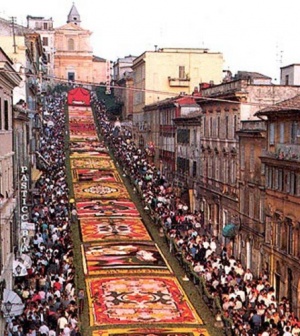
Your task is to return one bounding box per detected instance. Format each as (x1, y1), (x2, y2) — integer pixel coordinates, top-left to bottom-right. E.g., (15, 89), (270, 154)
(68, 38), (75, 51)
(274, 213), (281, 248)
(293, 223), (300, 257)
(287, 268), (293, 309)
(281, 221), (288, 251)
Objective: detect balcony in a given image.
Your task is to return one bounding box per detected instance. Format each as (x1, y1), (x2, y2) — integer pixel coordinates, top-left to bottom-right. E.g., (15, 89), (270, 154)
(240, 120), (266, 131)
(262, 143), (300, 163)
(168, 76), (190, 87)
(159, 125), (176, 136)
(200, 79), (245, 97)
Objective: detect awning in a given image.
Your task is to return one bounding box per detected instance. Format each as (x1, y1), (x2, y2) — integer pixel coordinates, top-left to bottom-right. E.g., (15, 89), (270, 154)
(12, 260), (28, 277)
(31, 167), (43, 183)
(1, 289), (25, 317)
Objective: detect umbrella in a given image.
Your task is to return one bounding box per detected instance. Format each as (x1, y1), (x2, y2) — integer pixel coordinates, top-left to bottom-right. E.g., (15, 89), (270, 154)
(19, 254), (32, 269)
(47, 120), (54, 127)
(1, 289), (25, 317)
(12, 260), (28, 277)
(222, 223), (237, 238)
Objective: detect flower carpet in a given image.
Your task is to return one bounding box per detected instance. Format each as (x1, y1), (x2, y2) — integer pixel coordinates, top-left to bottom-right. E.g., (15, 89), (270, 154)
(67, 103), (209, 335)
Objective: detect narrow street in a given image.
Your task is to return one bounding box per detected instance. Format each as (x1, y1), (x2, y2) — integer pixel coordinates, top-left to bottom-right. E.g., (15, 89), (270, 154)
(67, 88), (223, 336)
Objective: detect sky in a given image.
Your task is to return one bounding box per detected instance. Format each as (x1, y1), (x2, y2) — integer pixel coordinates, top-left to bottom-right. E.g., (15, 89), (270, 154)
(1, 0), (299, 83)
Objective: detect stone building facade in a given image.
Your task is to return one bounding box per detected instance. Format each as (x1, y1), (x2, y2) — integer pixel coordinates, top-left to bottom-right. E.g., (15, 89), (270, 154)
(0, 47), (22, 292)
(236, 120), (267, 274)
(195, 73), (300, 263)
(256, 95), (300, 314)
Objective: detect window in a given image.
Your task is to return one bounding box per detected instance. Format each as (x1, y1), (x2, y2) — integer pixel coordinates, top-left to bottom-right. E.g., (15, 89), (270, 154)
(240, 144), (245, 170)
(249, 192), (254, 218)
(281, 221), (288, 251)
(290, 172), (297, 195)
(293, 224), (300, 257)
(259, 197), (264, 222)
(192, 161), (197, 177)
(0, 98), (2, 130)
(267, 167), (273, 188)
(275, 214), (281, 248)
(249, 145), (254, 173)
(42, 37), (48, 46)
(269, 123), (275, 145)
(43, 22), (48, 30)
(285, 74), (289, 85)
(212, 155), (216, 180)
(297, 173), (300, 196)
(179, 66), (185, 79)
(274, 169), (279, 190)
(217, 116), (220, 138)
(287, 218), (293, 255)
(261, 163), (265, 175)
(219, 155), (223, 181)
(68, 38), (75, 51)
(225, 115), (229, 138)
(278, 169), (283, 191)
(285, 171), (290, 193)
(208, 156), (212, 178)
(291, 121), (298, 144)
(68, 72), (75, 81)
(177, 129), (190, 144)
(233, 115), (237, 138)
(279, 122), (284, 143)
(240, 187), (244, 213)
(177, 157), (189, 175)
(230, 159), (236, 184)
(215, 156), (220, 180)
(30, 42), (34, 57)
(4, 100), (9, 130)
(203, 156), (208, 178)
(223, 158), (228, 183)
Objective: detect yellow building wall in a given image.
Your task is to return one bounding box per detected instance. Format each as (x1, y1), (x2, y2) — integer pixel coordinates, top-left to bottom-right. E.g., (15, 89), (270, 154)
(0, 36), (27, 64)
(133, 49), (224, 114)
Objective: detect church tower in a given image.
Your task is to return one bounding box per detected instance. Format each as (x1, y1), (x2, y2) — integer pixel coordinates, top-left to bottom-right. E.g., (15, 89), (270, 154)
(67, 2), (81, 26)
(54, 3), (110, 85)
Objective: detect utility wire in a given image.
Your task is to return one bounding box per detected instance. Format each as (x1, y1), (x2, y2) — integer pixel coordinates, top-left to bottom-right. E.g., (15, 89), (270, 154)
(0, 67), (288, 109)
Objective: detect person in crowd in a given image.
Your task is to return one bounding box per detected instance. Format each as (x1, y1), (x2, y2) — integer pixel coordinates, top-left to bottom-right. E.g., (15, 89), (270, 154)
(8, 91), (297, 336)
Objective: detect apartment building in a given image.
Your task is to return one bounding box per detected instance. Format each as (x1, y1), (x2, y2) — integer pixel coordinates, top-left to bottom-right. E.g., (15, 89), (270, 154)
(27, 15), (55, 79)
(0, 47), (22, 296)
(131, 47), (224, 146)
(194, 72), (300, 263)
(255, 95), (300, 314)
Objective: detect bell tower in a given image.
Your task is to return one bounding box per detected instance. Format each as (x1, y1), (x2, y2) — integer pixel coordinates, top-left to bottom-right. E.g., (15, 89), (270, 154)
(67, 2), (81, 26)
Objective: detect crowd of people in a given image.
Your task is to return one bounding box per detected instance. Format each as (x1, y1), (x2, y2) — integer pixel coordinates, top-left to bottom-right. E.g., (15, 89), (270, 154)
(4, 89), (299, 336)
(5, 94), (82, 336)
(92, 94), (300, 336)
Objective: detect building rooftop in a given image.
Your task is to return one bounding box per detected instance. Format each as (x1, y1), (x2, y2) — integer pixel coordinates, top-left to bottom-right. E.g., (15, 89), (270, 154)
(255, 94), (300, 116)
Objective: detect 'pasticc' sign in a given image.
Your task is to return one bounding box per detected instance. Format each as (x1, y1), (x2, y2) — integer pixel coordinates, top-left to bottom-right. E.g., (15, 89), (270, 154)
(20, 166), (29, 225)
